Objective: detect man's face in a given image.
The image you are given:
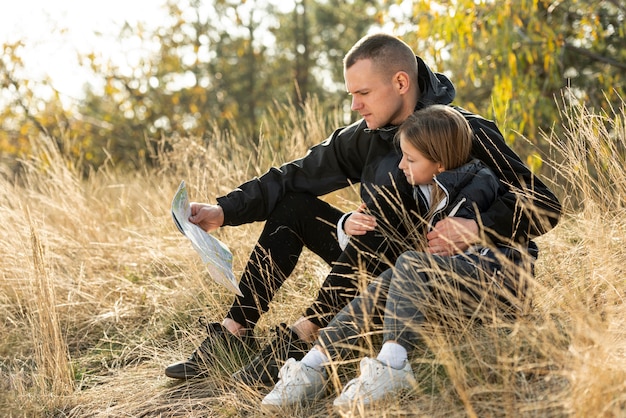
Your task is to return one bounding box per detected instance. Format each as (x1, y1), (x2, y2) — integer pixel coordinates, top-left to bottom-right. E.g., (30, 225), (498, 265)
(344, 58), (405, 129)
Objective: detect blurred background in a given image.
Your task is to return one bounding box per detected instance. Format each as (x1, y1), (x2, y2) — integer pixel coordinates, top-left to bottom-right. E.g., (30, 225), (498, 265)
(2, 0), (625, 173)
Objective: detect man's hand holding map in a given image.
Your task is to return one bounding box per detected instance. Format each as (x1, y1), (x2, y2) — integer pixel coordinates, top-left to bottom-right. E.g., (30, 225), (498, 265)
(171, 181), (242, 296)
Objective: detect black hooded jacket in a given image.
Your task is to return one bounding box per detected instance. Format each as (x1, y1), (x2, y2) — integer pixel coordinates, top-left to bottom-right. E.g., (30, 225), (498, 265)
(421, 159), (501, 229)
(216, 56), (561, 247)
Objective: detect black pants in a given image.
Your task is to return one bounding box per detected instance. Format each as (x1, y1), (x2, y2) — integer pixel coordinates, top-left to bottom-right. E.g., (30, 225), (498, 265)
(226, 191), (419, 329)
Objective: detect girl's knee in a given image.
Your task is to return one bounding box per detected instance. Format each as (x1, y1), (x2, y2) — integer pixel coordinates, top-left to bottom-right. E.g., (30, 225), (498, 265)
(394, 251), (431, 274)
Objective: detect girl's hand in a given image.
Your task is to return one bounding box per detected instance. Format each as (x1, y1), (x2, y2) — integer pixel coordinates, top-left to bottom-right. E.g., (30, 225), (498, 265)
(344, 203), (377, 236)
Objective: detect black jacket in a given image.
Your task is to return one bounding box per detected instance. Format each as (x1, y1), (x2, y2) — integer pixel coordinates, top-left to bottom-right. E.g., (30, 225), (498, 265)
(216, 56), (561, 247)
(419, 159), (501, 229)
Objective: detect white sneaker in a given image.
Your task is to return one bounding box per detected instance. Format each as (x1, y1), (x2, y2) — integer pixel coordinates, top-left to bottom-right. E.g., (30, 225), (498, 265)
(333, 357), (415, 410)
(261, 358), (327, 407)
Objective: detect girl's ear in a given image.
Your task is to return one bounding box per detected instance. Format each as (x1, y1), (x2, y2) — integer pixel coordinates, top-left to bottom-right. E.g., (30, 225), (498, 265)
(437, 163), (446, 173)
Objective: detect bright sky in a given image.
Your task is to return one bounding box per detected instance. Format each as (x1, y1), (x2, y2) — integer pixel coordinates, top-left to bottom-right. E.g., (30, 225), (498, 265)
(1, 0), (169, 102)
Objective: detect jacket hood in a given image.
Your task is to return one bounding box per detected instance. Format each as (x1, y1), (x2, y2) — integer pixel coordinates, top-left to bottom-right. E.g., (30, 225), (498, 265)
(435, 159), (485, 198)
(427, 159), (500, 227)
(415, 56), (456, 109)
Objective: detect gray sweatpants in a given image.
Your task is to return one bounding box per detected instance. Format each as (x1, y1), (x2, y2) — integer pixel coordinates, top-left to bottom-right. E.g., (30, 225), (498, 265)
(316, 249), (523, 360)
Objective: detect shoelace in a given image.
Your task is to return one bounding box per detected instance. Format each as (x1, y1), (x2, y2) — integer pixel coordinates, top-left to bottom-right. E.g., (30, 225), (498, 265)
(342, 358), (382, 395)
(360, 358), (383, 382)
(280, 360), (313, 386)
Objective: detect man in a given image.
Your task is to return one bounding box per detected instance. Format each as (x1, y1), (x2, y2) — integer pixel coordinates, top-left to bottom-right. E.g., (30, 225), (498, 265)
(164, 33), (561, 387)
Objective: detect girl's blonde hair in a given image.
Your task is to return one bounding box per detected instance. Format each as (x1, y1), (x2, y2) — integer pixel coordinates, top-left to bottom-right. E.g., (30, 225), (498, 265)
(397, 105), (473, 170)
(397, 105), (474, 221)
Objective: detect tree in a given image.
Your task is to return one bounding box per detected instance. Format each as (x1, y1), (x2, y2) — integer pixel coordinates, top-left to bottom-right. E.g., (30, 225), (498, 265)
(74, 0), (384, 167)
(1, 1), (387, 170)
(77, 0), (273, 166)
(271, 0), (384, 105)
(384, 0), (626, 167)
(0, 41), (81, 173)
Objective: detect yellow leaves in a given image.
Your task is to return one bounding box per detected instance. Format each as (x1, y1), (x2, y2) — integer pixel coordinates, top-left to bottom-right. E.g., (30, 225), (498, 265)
(417, 0), (430, 10)
(103, 78), (120, 97)
(0, 136), (18, 155)
(508, 52), (517, 77)
(416, 13), (433, 42)
(104, 84), (114, 96)
(465, 54), (477, 83)
(491, 74), (513, 123)
(543, 53), (552, 73)
(542, 37), (558, 73)
(526, 152), (543, 173)
(374, 11), (385, 25)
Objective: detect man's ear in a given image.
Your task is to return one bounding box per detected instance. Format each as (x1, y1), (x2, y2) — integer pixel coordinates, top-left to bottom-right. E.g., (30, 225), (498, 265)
(394, 71), (411, 94)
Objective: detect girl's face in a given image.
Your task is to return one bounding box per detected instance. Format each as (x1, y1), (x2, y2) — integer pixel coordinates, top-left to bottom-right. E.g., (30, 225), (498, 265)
(398, 134), (444, 186)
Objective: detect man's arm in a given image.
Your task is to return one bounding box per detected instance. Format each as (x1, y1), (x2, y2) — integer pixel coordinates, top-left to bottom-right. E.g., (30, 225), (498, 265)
(217, 122), (368, 226)
(427, 161), (502, 256)
(462, 111), (561, 243)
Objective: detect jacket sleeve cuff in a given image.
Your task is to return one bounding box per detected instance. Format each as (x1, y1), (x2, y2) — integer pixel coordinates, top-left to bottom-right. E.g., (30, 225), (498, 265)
(336, 212), (352, 251)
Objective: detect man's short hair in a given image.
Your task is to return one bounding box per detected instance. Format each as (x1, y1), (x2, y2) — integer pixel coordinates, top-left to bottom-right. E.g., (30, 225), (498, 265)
(344, 33), (418, 80)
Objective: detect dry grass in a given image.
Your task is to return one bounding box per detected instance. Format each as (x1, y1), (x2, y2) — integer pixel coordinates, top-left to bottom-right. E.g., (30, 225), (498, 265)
(1, 99), (625, 417)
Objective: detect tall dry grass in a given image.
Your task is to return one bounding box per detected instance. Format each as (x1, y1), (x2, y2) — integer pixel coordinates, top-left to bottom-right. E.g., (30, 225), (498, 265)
(0, 98), (624, 417)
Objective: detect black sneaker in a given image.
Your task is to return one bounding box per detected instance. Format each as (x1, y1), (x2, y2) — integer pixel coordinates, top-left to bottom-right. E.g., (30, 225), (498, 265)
(165, 320), (258, 380)
(231, 323), (310, 387)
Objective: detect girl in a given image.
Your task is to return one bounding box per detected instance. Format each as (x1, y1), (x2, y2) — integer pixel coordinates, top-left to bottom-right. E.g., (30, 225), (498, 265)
(261, 105), (521, 410)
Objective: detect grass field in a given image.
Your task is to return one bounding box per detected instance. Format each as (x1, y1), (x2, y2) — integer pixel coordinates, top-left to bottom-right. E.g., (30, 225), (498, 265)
(1, 101), (625, 417)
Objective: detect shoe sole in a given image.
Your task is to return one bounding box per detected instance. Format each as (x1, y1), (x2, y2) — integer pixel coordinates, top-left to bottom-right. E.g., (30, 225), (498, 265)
(260, 392), (326, 413)
(164, 370), (208, 380)
(333, 386), (413, 412)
